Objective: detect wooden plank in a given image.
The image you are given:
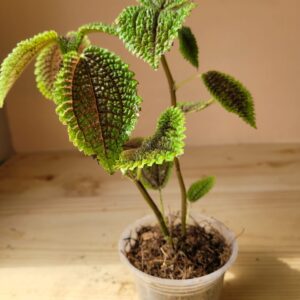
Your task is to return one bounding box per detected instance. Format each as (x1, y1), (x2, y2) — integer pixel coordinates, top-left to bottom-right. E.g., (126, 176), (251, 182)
(0, 144), (299, 299)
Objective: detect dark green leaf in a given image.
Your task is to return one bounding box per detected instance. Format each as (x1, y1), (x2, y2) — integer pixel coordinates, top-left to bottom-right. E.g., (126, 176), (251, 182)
(187, 176), (215, 202)
(202, 70), (256, 128)
(178, 26), (199, 68)
(141, 161), (173, 190)
(53, 46), (141, 173)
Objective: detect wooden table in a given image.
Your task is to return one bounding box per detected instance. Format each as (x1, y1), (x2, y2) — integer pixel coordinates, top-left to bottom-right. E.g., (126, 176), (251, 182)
(0, 144), (299, 300)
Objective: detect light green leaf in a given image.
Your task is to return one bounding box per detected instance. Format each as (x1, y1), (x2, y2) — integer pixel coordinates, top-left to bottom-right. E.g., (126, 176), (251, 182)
(77, 22), (118, 37)
(0, 31), (58, 107)
(187, 176), (215, 202)
(53, 46), (141, 173)
(202, 70), (256, 128)
(141, 161), (173, 190)
(116, 1), (196, 69)
(117, 107), (185, 170)
(178, 26), (198, 68)
(35, 32), (90, 100)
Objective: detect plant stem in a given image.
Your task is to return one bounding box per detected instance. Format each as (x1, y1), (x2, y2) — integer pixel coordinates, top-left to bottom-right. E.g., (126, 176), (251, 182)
(175, 73), (201, 90)
(134, 180), (173, 245)
(161, 55), (188, 236)
(158, 188), (167, 223)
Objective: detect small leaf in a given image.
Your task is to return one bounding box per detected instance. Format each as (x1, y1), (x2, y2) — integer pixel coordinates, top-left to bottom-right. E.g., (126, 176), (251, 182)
(0, 31), (58, 107)
(178, 99), (214, 113)
(35, 32), (90, 100)
(187, 176), (215, 202)
(53, 46), (141, 173)
(77, 22), (118, 37)
(178, 26), (198, 68)
(117, 107), (185, 171)
(141, 161), (173, 190)
(116, 1), (196, 69)
(202, 70), (256, 128)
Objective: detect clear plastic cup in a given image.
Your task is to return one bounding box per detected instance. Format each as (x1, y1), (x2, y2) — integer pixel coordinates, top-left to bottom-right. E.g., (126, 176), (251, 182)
(119, 213), (238, 300)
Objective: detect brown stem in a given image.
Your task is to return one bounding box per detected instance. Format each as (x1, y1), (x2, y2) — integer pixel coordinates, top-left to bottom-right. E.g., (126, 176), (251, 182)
(161, 54), (188, 236)
(134, 180), (173, 245)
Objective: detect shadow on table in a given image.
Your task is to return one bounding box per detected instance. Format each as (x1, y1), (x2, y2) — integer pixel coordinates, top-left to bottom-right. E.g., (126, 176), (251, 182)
(222, 253), (300, 300)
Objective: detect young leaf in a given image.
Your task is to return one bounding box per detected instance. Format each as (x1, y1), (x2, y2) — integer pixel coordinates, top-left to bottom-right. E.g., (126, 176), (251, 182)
(116, 0), (196, 69)
(178, 26), (199, 68)
(77, 22), (117, 37)
(187, 176), (215, 202)
(141, 161), (173, 190)
(0, 31), (58, 107)
(35, 32), (90, 100)
(178, 99), (214, 113)
(117, 107), (185, 171)
(53, 46), (141, 173)
(202, 70), (256, 128)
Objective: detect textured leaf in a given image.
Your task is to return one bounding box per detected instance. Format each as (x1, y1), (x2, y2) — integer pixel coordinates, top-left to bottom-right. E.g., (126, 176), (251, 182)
(141, 161), (173, 190)
(187, 176), (215, 202)
(116, 1), (196, 69)
(53, 46), (141, 173)
(117, 107), (185, 171)
(178, 99), (214, 113)
(202, 70), (256, 128)
(78, 22), (117, 36)
(138, 0), (189, 9)
(123, 137), (144, 150)
(0, 31), (58, 107)
(35, 33), (90, 100)
(178, 26), (198, 68)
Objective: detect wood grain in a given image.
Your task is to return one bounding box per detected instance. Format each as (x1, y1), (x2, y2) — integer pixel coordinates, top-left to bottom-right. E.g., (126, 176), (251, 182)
(0, 144), (299, 299)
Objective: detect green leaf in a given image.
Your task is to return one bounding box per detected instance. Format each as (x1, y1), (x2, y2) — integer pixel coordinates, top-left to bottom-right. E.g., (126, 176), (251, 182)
(187, 176), (215, 202)
(178, 26), (198, 68)
(0, 31), (58, 107)
(117, 107), (185, 170)
(178, 99), (214, 113)
(53, 46), (141, 173)
(141, 161), (173, 190)
(202, 70), (256, 128)
(35, 32), (90, 100)
(116, 0), (196, 69)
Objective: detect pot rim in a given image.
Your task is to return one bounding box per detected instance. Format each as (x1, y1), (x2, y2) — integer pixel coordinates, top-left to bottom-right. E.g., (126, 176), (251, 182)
(118, 213), (238, 287)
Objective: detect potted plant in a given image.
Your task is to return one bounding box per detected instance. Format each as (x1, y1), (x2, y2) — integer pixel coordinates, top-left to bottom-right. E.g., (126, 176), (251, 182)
(0, 1), (256, 299)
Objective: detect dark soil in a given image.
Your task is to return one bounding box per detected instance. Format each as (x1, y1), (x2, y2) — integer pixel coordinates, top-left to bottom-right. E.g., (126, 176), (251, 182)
(124, 218), (231, 280)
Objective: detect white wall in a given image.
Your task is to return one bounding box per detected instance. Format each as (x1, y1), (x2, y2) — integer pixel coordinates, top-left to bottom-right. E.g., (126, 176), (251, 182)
(0, 0), (299, 153)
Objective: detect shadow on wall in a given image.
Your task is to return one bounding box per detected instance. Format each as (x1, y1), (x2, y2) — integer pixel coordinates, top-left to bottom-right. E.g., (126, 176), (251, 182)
(0, 109), (13, 163)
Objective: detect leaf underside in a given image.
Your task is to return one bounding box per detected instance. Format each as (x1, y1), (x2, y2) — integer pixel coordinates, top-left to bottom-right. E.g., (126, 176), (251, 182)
(178, 26), (199, 68)
(117, 107), (185, 171)
(0, 30), (58, 107)
(116, 0), (196, 69)
(54, 46), (141, 173)
(141, 161), (173, 190)
(202, 71), (256, 128)
(187, 176), (215, 202)
(35, 33), (90, 100)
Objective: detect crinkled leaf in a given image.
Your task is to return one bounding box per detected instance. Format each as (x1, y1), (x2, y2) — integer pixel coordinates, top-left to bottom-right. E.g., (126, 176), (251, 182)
(117, 107), (185, 170)
(202, 70), (256, 128)
(116, 1), (196, 69)
(178, 26), (198, 68)
(141, 161), (173, 190)
(178, 99), (214, 113)
(0, 31), (58, 107)
(53, 46), (141, 173)
(123, 137), (144, 150)
(35, 32), (90, 100)
(138, 0), (189, 9)
(187, 176), (215, 202)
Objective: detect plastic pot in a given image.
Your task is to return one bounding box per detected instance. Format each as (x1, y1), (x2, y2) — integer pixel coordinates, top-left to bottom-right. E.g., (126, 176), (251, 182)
(119, 213), (238, 300)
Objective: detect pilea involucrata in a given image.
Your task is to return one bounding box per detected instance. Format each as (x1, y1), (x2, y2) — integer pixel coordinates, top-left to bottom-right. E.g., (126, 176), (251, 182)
(0, 0), (256, 242)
